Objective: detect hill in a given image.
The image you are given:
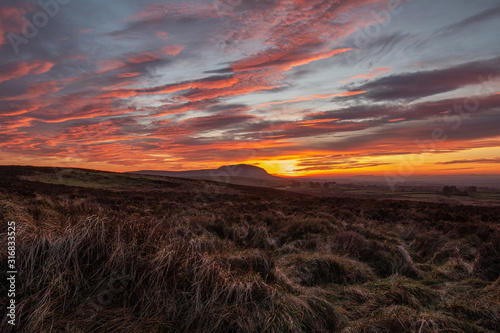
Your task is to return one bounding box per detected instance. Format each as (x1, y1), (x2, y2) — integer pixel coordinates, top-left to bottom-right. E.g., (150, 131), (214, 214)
(130, 163), (290, 187)
(0, 165), (499, 332)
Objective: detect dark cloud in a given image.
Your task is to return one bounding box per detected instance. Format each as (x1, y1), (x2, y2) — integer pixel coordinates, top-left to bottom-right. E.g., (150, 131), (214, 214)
(205, 103), (250, 113)
(437, 158), (500, 165)
(307, 93), (500, 124)
(181, 113), (256, 131)
(436, 3), (500, 36)
(349, 56), (500, 101)
(294, 161), (391, 172)
(310, 110), (500, 153)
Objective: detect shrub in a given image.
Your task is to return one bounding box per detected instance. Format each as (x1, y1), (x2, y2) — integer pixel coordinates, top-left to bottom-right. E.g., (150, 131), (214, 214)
(347, 306), (486, 333)
(473, 232), (500, 281)
(286, 254), (376, 286)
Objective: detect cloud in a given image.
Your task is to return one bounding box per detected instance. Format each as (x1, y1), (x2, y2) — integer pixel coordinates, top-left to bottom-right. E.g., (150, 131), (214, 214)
(99, 70), (280, 105)
(127, 52), (160, 64)
(231, 47), (352, 72)
(179, 113), (257, 131)
(436, 3), (500, 36)
(308, 110), (500, 155)
(258, 91), (367, 107)
(0, 3), (32, 47)
(162, 44), (184, 56)
(305, 92), (500, 126)
(349, 56), (500, 101)
(294, 159), (391, 172)
(437, 158), (500, 165)
(0, 60), (54, 84)
(77, 28), (95, 34)
(338, 67), (391, 83)
(117, 72), (141, 78)
(0, 79), (62, 101)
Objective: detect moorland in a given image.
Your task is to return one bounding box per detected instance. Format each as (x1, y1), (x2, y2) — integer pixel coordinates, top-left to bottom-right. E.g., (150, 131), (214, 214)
(0, 165), (499, 332)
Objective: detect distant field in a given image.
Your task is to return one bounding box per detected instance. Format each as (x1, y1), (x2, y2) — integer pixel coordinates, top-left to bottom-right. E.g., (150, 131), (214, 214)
(1, 166), (499, 332)
(285, 187), (500, 207)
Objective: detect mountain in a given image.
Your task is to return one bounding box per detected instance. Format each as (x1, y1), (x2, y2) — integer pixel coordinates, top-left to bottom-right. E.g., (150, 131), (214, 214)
(216, 164), (279, 180)
(129, 164), (285, 184)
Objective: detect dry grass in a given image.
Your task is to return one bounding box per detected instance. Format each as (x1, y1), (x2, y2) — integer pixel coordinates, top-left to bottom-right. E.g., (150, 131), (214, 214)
(0, 166), (499, 332)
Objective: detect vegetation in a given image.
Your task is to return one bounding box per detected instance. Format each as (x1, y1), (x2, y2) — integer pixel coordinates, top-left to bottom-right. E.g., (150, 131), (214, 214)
(1, 166), (499, 332)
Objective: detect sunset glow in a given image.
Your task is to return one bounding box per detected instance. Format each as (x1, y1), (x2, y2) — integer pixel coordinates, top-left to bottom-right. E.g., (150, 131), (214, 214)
(1, 0), (500, 177)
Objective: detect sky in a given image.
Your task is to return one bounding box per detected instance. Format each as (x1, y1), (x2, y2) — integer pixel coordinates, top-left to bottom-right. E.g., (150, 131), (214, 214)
(1, 0), (499, 177)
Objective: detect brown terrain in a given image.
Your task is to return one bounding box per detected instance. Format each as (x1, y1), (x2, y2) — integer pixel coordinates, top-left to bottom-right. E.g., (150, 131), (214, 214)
(0, 165), (499, 332)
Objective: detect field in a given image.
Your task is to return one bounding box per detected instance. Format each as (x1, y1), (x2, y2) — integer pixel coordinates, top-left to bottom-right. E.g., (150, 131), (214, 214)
(282, 184), (500, 207)
(1, 166), (499, 332)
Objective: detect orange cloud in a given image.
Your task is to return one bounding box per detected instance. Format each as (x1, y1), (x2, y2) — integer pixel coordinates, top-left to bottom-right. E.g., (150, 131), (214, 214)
(0, 5), (32, 45)
(1, 117), (36, 129)
(98, 90), (139, 99)
(42, 105), (127, 123)
(117, 72), (141, 78)
(232, 48), (351, 72)
(156, 31), (169, 40)
(154, 83), (193, 95)
(99, 75), (241, 100)
(183, 84), (277, 102)
(96, 59), (126, 74)
(1, 110), (30, 117)
(338, 67), (391, 83)
(78, 28), (94, 34)
(127, 52), (160, 64)
(297, 118), (340, 126)
(0, 60), (54, 84)
(259, 91), (367, 107)
(162, 45), (184, 56)
(0, 79), (62, 102)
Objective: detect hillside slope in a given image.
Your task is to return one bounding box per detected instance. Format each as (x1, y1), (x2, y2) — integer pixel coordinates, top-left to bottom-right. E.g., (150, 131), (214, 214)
(130, 164), (288, 185)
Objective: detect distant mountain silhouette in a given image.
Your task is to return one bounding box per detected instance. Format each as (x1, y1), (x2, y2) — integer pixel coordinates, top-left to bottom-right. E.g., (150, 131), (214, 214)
(216, 164), (278, 180)
(129, 164), (282, 182)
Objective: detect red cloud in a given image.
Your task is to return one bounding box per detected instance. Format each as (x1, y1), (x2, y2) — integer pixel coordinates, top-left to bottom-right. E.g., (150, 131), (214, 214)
(42, 105), (127, 123)
(117, 72), (141, 78)
(231, 48), (351, 72)
(0, 117), (35, 129)
(97, 90), (139, 99)
(96, 59), (126, 74)
(0, 23), (4, 47)
(99, 75), (241, 100)
(162, 45), (184, 56)
(77, 28), (94, 34)
(0, 4), (32, 46)
(259, 91), (367, 107)
(0, 60), (54, 84)
(127, 52), (160, 64)
(156, 31), (169, 40)
(338, 67), (391, 83)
